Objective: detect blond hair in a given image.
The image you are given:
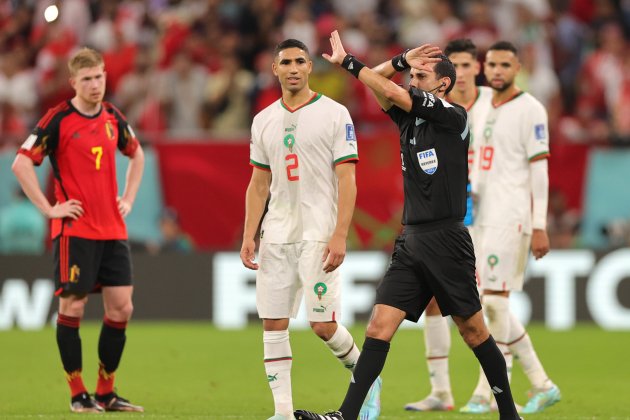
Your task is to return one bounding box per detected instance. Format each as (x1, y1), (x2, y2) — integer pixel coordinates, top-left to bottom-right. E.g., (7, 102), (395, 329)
(68, 47), (104, 76)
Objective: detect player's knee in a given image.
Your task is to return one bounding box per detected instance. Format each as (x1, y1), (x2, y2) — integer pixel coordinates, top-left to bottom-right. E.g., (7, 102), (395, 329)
(459, 325), (487, 348)
(59, 294), (88, 318)
(106, 301), (134, 321)
(454, 312), (488, 348)
(310, 321), (336, 341)
(365, 319), (394, 342)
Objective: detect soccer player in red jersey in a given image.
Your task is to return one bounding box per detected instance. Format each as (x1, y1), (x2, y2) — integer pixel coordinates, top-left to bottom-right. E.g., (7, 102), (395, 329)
(12, 47), (145, 413)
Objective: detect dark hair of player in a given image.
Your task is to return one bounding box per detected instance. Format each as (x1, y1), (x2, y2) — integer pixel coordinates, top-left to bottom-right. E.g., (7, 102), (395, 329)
(274, 39), (310, 58)
(487, 40), (518, 55)
(444, 38), (477, 58)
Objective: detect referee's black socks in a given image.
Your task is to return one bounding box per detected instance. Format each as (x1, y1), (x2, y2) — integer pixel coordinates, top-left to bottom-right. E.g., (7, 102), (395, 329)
(473, 335), (520, 420)
(339, 337), (389, 419)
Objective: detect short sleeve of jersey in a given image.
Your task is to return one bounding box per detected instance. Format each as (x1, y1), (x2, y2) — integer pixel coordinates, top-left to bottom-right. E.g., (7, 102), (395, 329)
(526, 100), (550, 161)
(333, 106), (359, 166)
(109, 103), (139, 157)
(17, 108), (60, 166)
(410, 88), (467, 132)
(249, 118), (270, 171)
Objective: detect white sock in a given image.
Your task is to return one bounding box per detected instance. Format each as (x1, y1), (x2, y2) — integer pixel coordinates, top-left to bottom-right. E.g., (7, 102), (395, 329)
(264, 330), (293, 416)
(508, 311), (551, 389)
(472, 295), (511, 399)
(324, 324), (360, 371)
(424, 315), (452, 394)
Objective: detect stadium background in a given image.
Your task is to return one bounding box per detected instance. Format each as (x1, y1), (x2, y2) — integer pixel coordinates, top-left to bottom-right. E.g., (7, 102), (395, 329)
(0, 0), (629, 418)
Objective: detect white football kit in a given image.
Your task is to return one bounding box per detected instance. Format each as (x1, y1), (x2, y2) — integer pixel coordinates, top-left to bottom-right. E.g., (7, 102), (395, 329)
(249, 93), (358, 320)
(469, 91), (550, 291)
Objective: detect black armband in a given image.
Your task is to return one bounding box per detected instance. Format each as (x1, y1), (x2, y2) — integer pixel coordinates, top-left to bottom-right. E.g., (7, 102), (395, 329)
(341, 54), (365, 79)
(391, 49), (411, 72)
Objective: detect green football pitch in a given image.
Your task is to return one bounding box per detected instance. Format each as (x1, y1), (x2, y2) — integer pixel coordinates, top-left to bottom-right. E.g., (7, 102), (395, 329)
(1, 323), (627, 419)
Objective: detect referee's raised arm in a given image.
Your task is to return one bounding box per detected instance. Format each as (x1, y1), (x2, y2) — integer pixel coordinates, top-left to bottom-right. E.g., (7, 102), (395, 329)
(322, 30), (442, 112)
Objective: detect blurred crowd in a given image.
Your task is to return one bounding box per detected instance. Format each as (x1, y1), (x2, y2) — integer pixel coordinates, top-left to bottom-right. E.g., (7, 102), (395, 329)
(0, 0), (629, 143)
(1, 0), (630, 254)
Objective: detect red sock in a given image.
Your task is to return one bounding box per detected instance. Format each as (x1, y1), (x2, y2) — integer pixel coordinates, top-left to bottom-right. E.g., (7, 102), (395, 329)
(66, 370), (88, 398)
(96, 362), (115, 396)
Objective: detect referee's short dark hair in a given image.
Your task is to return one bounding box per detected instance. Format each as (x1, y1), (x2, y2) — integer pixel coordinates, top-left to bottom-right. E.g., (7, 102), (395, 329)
(434, 54), (457, 95)
(488, 41), (518, 55)
(444, 39), (477, 58)
(274, 39), (310, 58)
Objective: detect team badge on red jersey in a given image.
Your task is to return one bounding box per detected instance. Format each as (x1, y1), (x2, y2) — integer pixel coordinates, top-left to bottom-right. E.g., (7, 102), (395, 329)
(105, 120), (115, 140)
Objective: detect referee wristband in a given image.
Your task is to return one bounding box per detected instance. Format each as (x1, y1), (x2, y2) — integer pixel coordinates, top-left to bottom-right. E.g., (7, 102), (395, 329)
(391, 49), (411, 72)
(341, 54), (365, 79)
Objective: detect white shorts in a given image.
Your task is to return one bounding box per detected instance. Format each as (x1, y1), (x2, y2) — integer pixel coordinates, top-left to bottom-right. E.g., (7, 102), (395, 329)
(471, 226), (531, 292)
(256, 240), (340, 322)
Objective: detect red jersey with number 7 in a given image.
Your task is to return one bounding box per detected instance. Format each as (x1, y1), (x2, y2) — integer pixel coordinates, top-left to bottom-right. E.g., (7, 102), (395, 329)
(18, 100), (139, 240)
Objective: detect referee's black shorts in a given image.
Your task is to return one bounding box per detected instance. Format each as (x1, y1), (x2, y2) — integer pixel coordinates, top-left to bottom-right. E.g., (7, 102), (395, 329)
(375, 219), (481, 322)
(53, 236), (133, 297)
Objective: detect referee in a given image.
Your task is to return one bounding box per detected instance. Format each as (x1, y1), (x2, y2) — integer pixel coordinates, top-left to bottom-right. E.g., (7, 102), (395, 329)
(294, 31), (521, 420)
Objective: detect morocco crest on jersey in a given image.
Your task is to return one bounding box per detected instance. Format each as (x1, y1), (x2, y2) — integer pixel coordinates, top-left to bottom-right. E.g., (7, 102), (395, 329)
(417, 148), (438, 175)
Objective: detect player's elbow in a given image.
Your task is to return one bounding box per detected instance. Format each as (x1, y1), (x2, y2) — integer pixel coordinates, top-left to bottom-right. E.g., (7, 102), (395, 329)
(382, 84), (402, 102)
(382, 85), (410, 111)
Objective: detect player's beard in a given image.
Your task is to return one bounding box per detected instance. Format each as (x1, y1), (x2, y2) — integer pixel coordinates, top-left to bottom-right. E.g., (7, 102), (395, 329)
(491, 79), (513, 93)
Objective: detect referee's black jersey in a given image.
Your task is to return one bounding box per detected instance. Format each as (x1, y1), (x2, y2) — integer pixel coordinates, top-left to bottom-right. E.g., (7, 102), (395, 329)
(386, 87), (470, 225)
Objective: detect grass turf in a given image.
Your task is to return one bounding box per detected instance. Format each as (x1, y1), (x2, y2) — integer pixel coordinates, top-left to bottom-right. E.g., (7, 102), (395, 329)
(0, 322), (627, 419)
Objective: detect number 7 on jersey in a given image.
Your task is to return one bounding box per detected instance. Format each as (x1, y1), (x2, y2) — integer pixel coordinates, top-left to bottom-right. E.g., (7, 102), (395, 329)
(91, 146), (103, 170)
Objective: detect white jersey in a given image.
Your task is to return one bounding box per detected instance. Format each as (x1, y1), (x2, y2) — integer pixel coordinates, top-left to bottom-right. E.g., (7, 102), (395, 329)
(250, 93), (358, 243)
(467, 86), (494, 181)
(469, 91), (549, 233)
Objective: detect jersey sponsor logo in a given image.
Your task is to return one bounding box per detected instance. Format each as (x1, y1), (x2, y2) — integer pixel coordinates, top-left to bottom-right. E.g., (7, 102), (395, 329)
(21, 134), (37, 150)
(312, 304), (329, 313)
(345, 124), (356, 141)
(417, 148), (438, 175)
(534, 123), (546, 140)
(415, 117), (425, 126)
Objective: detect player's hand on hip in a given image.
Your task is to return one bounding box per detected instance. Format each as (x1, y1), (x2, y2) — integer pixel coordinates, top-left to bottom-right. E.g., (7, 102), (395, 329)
(322, 30), (348, 65)
(406, 44), (443, 72)
(117, 197), (133, 217)
(48, 199), (83, 220)
(240, 238), (259, 270)
(531, 229), (550, 260)
(322, 234), (346, 273)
